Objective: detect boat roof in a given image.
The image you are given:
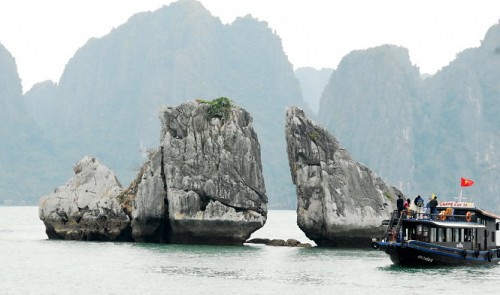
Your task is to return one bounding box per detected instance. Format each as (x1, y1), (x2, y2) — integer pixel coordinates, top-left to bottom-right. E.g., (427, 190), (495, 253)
(477, 209), (500, 220)
(437, 201), (500, 220)
(404, 219), (486, 229)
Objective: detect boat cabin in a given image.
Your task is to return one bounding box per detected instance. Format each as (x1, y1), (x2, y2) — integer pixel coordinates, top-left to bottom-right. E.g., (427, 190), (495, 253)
(390, 201), (500, 251)
(375, 201), (500, 266)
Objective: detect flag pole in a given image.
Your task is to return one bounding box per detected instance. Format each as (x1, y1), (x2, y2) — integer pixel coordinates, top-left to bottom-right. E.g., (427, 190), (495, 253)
(456, 187), (465, 202)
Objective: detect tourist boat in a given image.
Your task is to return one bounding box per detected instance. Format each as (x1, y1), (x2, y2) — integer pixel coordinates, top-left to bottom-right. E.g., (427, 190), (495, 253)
(372, 201), (500, 266)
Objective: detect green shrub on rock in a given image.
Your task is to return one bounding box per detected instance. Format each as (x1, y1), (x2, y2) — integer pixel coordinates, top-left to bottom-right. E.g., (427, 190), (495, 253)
(197, 97), (233, 121)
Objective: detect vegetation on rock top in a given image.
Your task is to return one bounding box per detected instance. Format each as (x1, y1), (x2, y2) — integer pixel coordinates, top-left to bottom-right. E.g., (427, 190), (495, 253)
(197, 97), (233, 121)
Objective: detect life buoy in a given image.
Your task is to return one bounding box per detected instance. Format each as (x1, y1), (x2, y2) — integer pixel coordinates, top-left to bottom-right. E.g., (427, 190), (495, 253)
(466, 211), (472, 222)
(439, 211), (447, 221)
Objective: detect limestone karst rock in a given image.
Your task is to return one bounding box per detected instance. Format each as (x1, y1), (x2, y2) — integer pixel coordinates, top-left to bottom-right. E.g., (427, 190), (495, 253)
(285, 106), (399, 247)
(131, 99), (267, 245)
(38, 156), (131, 241)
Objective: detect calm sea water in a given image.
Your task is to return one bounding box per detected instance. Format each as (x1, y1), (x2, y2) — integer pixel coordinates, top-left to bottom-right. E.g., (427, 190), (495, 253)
(1, 207), (499, 294)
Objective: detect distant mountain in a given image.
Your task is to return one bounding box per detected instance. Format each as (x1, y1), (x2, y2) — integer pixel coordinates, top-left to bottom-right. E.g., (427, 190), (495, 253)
(8, 0), (500, 211)
(319, 45), (421, 193)
(295, 67), (333, 114)
(0, 43), (24, 204)
(318, 23), (500, 212)
(416, 22), (500, 209)
(0, 44), (66, 204)
(23, 0), (304, 208)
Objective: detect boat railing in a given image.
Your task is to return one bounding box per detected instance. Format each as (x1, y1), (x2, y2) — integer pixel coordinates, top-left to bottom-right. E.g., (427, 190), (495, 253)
(398, 209), (478, 223)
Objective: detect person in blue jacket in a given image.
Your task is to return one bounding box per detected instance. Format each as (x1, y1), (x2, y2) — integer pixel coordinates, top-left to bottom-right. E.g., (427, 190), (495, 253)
(428, 195), (438, 219)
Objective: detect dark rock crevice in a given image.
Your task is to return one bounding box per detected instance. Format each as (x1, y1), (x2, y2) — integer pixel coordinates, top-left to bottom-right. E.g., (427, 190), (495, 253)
(159, 145), (171, 243)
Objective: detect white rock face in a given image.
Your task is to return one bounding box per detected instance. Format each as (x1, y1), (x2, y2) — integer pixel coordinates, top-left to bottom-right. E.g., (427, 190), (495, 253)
(131, 100), (267, 244)
(285, 107), (398, 247)
(39, 156), (130, 240)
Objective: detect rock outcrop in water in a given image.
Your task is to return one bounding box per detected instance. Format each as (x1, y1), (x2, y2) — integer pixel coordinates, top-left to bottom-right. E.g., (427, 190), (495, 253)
(131, 99), (268, 245)
(38, 99), (267, 245)
(38, 156), (131, 240)
(246, 238), (312, 248)
(285, 107), (398, 247)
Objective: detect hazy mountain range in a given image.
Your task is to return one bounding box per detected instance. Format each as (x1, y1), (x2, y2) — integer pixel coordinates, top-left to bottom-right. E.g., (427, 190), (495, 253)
(295, 67), (333, 114)
(1, 0), (499, 212)
(3, 0), (305, 208)
(319, 24), (500, 211)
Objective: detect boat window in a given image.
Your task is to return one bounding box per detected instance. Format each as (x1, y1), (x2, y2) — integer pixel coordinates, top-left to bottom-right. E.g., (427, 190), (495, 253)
(415, 224), (430, 242)
(446, 228), (452, 242)
(464, 229), (472, 242)
(438, 228), (444, 242)
(492, 231), (496, 243)
(453, 228), (461, 242)
(422, 225), (429, 241)
(404, 225), (416, 240)
(406, 227), (416, 240)
(430, 227), (436, 242)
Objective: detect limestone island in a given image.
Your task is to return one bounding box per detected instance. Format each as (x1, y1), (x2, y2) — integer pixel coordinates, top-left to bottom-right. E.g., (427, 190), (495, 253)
(39, 98), (268, 245)
(285, 106), (400, 247)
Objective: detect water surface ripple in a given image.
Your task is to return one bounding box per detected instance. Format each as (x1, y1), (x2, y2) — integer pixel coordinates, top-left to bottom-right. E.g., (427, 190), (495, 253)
(1, 207), (498, 294)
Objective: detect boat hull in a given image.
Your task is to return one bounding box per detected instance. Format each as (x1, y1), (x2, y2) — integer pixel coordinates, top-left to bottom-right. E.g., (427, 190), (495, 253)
(375, 241), (500, 266)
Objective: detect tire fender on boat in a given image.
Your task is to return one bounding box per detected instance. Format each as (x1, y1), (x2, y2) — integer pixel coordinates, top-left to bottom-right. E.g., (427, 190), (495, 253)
(497, 249), (500, 258)
(488, 252), (493, 262)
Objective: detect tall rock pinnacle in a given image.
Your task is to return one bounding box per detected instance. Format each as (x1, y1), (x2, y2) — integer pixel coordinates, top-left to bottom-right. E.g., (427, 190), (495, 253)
(285, 106), (399, 247)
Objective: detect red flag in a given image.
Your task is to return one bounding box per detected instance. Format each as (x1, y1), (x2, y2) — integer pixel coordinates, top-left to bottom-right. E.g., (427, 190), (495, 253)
(461, 177), (474, 187)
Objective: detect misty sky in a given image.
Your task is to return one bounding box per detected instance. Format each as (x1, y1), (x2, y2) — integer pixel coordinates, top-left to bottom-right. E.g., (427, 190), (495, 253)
(0, 0), (499, 92)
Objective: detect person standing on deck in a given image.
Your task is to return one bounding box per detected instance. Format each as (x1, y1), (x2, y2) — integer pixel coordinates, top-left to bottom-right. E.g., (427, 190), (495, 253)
(429, 195), (438, 219)
(415, 195), (424, 218)
(404, 198), (412, 218)
(397, 195), (404, 216)
(409, 197), (418, 218)
(404, 198), (410, 209)
(425, 197), (431, 217)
